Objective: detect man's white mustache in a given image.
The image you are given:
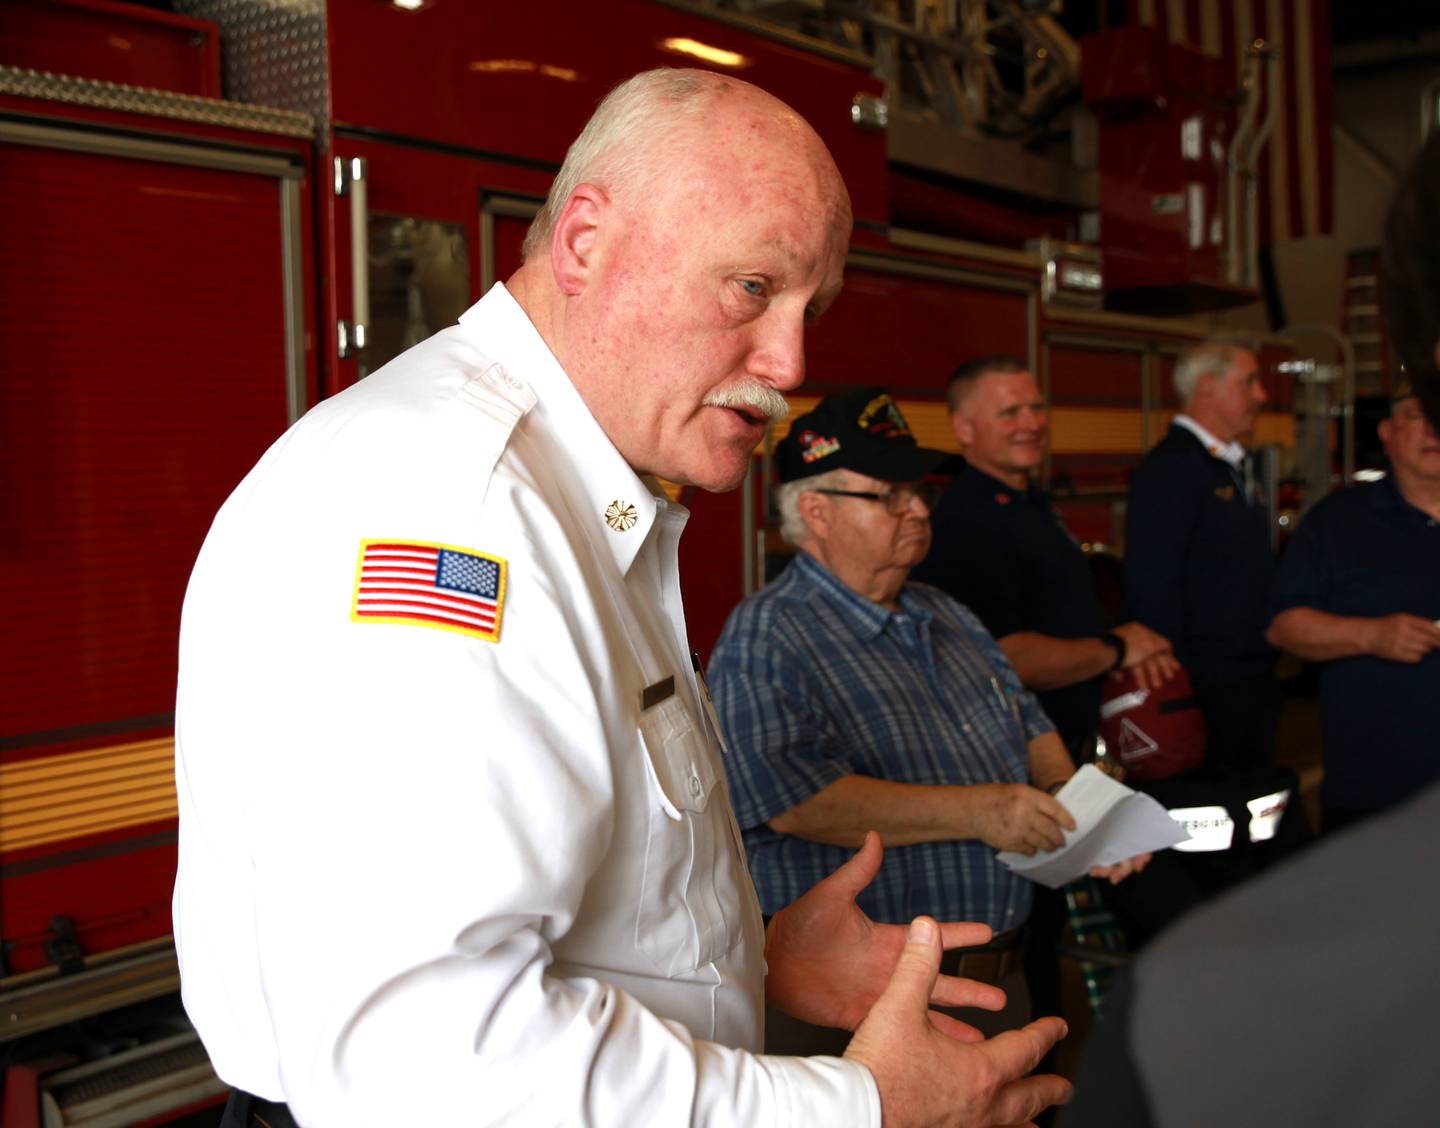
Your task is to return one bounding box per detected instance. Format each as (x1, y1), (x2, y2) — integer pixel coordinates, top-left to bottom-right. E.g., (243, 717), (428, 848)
(703, 382), (790, 423)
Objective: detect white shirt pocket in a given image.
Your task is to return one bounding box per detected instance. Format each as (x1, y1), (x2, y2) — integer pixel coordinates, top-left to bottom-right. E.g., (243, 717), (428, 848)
(634, 695), (745, 977)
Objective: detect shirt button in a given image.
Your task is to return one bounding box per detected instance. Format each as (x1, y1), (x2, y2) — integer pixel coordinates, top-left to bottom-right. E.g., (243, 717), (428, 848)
(962, 723), (973, 734)
(688, 774), (703, 798)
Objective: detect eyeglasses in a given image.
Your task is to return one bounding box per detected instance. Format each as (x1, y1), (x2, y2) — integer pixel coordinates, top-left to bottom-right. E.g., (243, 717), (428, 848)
(809, 481), (942, 515)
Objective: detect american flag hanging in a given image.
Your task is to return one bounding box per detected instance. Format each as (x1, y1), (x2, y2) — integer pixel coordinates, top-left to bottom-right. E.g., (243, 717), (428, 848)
(351, 540), (506, 643)
(1131, 0), (1334, 244)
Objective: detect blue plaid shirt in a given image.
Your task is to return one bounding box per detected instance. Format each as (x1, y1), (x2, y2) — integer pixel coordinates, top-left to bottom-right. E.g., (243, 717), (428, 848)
(710, 551), (1053, 932)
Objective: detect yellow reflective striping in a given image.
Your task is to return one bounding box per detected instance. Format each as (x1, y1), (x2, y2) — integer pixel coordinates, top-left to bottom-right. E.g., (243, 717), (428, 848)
(769, 401), (1294, 459)
(1050, 408), (1145, 454)
(0, 738), (177, 854)
(768, 397), (963, 453)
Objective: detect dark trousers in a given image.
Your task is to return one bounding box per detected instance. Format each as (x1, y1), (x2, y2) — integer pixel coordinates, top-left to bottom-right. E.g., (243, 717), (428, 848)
(221, 1090), (300, 1128)
(1095, 849), (1206, 947)
(1192, 671), (1280, 771)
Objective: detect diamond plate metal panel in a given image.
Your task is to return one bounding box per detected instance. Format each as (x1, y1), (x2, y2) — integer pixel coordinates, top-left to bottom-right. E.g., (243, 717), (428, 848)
(0, 64), (313, 138)
(174, 0), (330, 143)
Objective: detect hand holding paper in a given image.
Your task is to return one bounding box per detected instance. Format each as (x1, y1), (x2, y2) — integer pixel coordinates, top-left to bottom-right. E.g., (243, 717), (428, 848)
(996, 765), (1190, 889)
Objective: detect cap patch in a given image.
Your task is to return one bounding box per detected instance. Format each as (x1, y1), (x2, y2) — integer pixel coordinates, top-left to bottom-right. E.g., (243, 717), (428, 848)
(352, 539), (506, 643)
(798, 429), (842, 463)
(857, 393), (913, 439)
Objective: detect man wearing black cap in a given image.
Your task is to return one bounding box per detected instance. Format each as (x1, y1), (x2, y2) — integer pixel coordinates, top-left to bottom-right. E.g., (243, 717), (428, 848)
(709, 387), (1146, 1054)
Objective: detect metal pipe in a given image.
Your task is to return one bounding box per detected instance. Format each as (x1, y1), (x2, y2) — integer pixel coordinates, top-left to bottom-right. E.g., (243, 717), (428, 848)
(1277, 324), (1357, 504)
(741, 457), (756, 597)
(1226, 50), (1263, 286)
(1243, 46), (1281, 289)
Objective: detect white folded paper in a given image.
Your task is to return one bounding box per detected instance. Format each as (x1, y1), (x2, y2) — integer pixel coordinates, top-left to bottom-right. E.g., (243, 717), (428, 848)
(996, 764), (1191, 889)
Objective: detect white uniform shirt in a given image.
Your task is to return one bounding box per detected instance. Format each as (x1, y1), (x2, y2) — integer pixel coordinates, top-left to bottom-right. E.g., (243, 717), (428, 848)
(174, 284), (879, 1126)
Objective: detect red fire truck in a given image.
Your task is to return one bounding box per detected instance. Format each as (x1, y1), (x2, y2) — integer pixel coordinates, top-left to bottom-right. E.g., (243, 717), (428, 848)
(0, 1), (1303, 1122)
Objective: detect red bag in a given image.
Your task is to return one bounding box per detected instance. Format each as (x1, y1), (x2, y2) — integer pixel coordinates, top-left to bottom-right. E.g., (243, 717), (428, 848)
(1098, 666), (1206, 781)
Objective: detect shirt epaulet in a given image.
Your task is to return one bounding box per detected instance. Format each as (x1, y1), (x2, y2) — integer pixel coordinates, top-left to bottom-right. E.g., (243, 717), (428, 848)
(455, 356), (538, 498)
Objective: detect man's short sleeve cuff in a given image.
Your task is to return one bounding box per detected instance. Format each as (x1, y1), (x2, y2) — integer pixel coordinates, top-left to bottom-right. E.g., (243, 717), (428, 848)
(734, 759), (852, 831)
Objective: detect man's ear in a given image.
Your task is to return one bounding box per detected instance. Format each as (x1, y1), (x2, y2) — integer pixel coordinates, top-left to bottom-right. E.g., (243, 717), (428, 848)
(797, 489), (831, 540)
(549, 183), (607, 296)
(1377, 416), (1394, 451)
(950, 409), (974, 448)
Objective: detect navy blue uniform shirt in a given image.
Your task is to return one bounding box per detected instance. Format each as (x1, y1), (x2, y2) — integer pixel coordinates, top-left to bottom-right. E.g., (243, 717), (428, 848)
(912, 465), (1103, 748)
(1124, 424), (1275, 681)
(1269, 475), (1440, 811)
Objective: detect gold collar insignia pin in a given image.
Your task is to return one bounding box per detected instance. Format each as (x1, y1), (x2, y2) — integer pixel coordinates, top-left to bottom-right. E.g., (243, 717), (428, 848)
(604, 500), (638, 532)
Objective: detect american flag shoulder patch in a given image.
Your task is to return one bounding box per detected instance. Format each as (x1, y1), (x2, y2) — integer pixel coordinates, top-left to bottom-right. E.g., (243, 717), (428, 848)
(351, 539), (507, 643)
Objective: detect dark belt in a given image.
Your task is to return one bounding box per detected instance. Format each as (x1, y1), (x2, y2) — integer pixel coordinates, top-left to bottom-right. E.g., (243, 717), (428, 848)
(942, 927), (1023, 984)
(221, 1089), (301, 1128)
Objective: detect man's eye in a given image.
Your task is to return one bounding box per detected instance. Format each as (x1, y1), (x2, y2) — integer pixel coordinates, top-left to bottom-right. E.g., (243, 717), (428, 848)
(738, 278), (764, 297)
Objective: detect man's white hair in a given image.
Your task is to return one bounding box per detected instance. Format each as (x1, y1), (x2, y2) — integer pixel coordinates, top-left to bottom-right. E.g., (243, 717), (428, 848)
(521, 68), (719, 261)
(1173, 340), (1251, 405)
(774, 468), (850, 546)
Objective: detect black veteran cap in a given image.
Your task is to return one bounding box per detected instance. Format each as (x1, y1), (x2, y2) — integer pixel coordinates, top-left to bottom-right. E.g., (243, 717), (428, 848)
(776, 386), (962, 483)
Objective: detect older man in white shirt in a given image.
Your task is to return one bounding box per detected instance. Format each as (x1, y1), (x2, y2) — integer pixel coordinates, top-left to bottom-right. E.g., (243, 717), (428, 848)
(174, 68), (1069, 1128)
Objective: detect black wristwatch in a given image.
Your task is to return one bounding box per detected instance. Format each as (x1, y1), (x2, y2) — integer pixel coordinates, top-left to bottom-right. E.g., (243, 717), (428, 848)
(1099, 632), (1126, 673)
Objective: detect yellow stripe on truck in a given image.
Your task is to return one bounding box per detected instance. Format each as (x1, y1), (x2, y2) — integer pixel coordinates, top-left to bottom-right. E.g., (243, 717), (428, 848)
(0, 738), (177, 854)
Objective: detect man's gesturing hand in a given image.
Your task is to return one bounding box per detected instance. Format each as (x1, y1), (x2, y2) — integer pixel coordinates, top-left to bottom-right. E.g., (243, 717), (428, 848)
(765, 832), (1005, 1036)
(845, 916), (1072, 1128)
(969, 784), (1075, 855)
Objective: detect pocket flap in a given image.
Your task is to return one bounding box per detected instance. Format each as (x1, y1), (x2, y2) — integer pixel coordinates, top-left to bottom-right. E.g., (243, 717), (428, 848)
(638, 696), (718, 819)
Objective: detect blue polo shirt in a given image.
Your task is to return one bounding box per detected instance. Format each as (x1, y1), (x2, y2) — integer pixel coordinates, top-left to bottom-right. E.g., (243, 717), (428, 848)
(913, 465), (1103, 748)
(709, 550), (1054, 933)
(1269, 475), (1440, 812)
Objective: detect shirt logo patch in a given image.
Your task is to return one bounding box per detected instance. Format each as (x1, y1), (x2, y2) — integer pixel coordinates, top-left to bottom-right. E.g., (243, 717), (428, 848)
(352, 539), (506, 643)
(1213, 485), (1235, 501)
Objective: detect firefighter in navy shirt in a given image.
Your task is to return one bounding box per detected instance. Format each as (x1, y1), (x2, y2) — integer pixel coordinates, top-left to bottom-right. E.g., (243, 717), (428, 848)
(1124, 342), (1277, 770)
(1266, 385), (1440, 833)
(913, 356), (1177, 759)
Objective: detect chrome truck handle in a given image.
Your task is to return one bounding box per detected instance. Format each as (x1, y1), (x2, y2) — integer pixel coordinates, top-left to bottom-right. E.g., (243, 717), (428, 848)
(334, 155), (369, 360)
